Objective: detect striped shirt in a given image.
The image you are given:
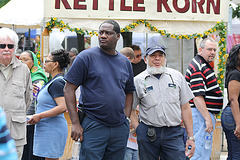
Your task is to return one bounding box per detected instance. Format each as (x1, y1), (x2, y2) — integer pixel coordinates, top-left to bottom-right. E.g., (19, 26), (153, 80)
(185, 54), (223, 114)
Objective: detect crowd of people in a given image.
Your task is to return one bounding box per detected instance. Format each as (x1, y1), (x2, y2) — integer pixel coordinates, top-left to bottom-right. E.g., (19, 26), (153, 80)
(0, 19), (239, 160)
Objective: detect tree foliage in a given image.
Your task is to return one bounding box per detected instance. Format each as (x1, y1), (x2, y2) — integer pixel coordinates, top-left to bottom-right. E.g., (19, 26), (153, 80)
(232, 4), (240, 19)
(0, 0), (10, 8)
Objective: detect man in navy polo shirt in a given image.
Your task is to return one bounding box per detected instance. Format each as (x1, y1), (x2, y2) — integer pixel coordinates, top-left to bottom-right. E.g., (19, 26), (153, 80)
(64, 20), (135, 160)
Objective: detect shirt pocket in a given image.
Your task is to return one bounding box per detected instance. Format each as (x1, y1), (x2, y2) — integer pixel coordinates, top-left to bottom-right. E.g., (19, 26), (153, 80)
(140, 91), (158, 108)
(12, 79), (25, 98)
(10, 115), (26, 140)
(163, 87), (179, 104)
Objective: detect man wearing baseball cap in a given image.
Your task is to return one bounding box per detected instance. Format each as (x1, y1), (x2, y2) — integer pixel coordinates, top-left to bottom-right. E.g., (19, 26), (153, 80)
(131, 44), (196, 159)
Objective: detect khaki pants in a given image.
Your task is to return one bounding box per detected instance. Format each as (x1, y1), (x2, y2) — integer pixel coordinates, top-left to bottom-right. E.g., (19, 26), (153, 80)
(16, 145), (24, 160)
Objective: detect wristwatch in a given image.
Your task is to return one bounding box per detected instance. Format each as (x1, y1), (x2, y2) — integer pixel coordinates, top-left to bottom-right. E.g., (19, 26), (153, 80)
(126, 117), (131, 123)
(187, 136), (195, 142)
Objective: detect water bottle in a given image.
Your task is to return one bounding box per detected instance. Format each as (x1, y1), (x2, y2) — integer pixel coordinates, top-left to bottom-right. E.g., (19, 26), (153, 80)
(33, 81), (43, 97)
(205, 132), (212, 149)
(71, 139), (81, 160)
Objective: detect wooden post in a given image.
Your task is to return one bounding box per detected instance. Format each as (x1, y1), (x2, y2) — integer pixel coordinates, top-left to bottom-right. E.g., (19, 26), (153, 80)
(211, 120), (222, 160)
(60, 112), (74, 160)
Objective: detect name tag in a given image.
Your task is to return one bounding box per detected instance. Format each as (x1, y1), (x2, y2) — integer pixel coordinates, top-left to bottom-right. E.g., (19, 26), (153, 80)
(146, 86), (153, 92)
(168, 83), (176, 89)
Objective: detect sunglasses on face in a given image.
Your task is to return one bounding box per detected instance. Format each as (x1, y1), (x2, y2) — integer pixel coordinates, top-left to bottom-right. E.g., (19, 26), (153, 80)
(136, 53), (142, 58)
(0, 44), (14, 49)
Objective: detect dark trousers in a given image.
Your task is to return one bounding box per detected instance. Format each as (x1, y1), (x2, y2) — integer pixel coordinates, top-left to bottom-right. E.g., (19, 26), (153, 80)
(136, 122), (185, 160)
(21, 125), (44, 160)
(80, 117), (129, 160)
(221, 106), (240, 160)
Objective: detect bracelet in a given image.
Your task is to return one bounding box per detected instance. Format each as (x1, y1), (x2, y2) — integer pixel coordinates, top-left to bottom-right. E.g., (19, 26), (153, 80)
(126, 117), (131, 123)
(187, 136), (195, 142)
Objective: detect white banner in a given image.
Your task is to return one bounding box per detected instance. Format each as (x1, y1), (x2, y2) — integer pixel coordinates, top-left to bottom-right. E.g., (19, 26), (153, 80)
(44, 0), (229, 22)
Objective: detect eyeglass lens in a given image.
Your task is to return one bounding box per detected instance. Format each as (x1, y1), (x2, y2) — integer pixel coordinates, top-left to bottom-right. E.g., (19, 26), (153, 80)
(45, 60), (55, 63)
(0, 44), (14, 49)
(136, 54), (142, 58)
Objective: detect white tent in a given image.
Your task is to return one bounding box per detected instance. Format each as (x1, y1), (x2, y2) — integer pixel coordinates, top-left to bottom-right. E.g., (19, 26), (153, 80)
(0, 0), (43, 28)
(229, 2), (240, 34)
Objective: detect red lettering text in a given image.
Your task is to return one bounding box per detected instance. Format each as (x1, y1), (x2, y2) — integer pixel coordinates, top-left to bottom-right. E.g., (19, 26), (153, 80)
(120, 0), (132, 11)
(133, 0), (145, 11)
(74, 0), (86, 10)
(109, 0), (114, 10)
(192, 0), (204, 13)
(207, 0), (220, 14)
(157, 0), (172, 12)
(93, 0), (98, 10)
(55, 0), (71, 9)
(173, 0), (189, 13)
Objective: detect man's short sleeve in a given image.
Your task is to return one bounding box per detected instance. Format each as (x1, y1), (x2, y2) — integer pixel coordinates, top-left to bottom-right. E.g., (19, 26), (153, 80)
(189, 69), (206, 97)
(64, 55), (87, 87)
(179, 75), (194, 105)
(132, 91), (139, 110)
(125, 62), (135, 93)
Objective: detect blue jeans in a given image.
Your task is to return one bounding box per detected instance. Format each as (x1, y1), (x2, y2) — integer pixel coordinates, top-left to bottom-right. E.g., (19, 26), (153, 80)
(124, 147), (138, 160)
(221, 106), (240, 160)
(136, 122), (185, 160)
(80, 117), (129, 160)
(191, 108), (216, 160)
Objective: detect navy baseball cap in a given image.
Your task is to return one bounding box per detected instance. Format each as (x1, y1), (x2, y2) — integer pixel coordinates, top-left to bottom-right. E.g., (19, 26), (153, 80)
(145, 44), (166, 56)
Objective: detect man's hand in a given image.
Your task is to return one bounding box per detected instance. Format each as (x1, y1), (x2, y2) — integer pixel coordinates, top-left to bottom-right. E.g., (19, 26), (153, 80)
(71, 123), (84, 142)
(130, 110), (139, 131)
(185, 139), (196, 159)
(205, 118), (213, 133)
(193, 96), (213, 133)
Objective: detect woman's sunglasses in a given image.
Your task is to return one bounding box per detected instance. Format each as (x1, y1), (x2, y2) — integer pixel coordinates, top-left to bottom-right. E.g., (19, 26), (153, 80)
(0, 44), (14, 49)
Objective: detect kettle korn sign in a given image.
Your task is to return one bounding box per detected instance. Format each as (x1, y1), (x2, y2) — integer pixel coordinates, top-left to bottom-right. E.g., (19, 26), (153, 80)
(44, 0), (228, 22)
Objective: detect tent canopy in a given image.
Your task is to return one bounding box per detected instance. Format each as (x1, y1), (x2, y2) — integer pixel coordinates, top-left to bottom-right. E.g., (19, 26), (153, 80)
(0, 0), (43, 28)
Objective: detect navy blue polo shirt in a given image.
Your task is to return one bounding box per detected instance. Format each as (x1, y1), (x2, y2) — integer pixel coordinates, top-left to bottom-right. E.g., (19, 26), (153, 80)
(64, 47), (135, 127)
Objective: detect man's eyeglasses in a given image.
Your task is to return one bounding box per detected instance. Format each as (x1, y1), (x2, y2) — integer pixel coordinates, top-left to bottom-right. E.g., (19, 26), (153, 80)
(206, 48), (217, 52)
(136, 53), (142, 58)
(45, 60), (56, 63)
(0, 44), (14, 49)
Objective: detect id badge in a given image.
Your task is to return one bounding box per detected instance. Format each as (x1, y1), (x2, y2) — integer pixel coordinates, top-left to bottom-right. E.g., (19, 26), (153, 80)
(168, 83), (176, 89)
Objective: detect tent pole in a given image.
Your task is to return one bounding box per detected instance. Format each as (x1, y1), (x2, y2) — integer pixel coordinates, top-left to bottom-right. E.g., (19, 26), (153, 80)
(146, 33), (148, 50)
(228, 6), (233, 35)
(27, 28), (31, 50)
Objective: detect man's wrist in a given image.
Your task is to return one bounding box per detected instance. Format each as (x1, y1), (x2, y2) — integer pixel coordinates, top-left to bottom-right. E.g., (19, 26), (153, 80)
(126, 117), (131, 123)
(187, 136), (195, 142)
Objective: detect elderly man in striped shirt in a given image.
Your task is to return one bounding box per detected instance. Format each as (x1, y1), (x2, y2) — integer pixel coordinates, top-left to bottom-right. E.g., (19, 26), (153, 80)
(185, 38), (223, 160)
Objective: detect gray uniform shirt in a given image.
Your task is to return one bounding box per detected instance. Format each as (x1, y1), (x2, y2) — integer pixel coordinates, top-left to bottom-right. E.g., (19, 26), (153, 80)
(133, 68), (194, 127)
